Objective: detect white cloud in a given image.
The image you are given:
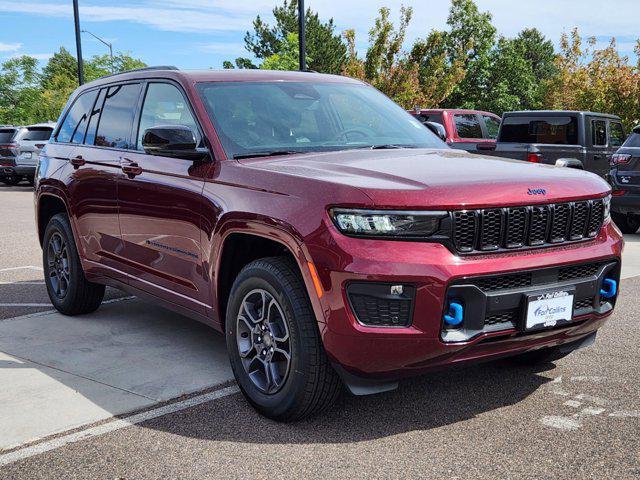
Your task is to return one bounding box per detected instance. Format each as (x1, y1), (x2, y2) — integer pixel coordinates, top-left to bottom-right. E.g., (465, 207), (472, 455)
(7, 52), (53, 61)
(198, 42), (247, 55)
(0, 42), (22, 52)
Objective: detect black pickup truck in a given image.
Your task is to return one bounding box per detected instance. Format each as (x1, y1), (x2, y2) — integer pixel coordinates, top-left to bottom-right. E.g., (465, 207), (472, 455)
(477, 111), (626, 178)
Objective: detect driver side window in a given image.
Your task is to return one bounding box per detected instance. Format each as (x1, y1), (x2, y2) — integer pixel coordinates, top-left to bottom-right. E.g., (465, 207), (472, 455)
(137, 83), (199, 150)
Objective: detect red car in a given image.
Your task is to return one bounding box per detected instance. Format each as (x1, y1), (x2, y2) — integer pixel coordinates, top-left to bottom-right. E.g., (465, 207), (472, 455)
(35, 68), (622, 421)
(412, 108), (501, 151)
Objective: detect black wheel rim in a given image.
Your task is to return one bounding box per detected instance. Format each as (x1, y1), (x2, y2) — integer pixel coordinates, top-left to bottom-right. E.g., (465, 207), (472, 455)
(236, 289), (291, 394)
(47, 232), (70, 299)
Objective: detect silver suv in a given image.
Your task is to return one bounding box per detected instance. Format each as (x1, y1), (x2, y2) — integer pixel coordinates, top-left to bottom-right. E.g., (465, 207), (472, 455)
(0, 122), (55, 185)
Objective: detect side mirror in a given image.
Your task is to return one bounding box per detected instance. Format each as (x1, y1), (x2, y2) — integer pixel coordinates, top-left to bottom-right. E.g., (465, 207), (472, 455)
(424, 121), (447, 142)
(142, 125), (209, 161)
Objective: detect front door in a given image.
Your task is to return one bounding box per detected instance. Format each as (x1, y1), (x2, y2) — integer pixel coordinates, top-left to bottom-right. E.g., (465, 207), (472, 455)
(116, 81), (210, 314)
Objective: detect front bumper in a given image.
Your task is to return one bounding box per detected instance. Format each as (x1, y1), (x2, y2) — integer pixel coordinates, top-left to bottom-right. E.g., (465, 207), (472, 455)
(306, 220), (623, 380)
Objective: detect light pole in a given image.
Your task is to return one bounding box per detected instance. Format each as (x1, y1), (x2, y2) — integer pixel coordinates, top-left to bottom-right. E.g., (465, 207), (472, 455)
(72, 0), (84, 85)
(81, 29), (114, 73)
(298, 0), (306, 71)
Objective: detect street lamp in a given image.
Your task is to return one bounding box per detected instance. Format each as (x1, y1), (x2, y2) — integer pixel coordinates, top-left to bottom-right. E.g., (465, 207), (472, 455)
(81, 29), (114, 73)
(298, 0), (306, 71)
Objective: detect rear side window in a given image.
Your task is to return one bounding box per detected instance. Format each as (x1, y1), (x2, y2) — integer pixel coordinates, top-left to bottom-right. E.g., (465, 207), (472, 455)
(416, 113), (444, 126)
(623, 132), (640, 148)
(56, 90), (98, 143)
(454, 114), (482, 138)
(592, 119), (607, 146)
(609, 122), (625, 147)
(95, 83), (141, 149)
(0, 129), (16, 143)
(84, 89), (106, 146)
(500, 116), (578, 144)
(482, 115), (500, 139)
(24, 127), (53, 141)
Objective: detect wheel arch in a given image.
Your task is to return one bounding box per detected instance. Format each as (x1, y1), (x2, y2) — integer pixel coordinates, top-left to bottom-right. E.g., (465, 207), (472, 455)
(37, 192), (71, 246)
(214, 224), (324, 332)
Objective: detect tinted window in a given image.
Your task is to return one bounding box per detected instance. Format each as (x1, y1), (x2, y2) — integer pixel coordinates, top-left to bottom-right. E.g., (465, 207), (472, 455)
(454, 114), (482, 138)
(137, 83), (198, 150)
(609, 122), (625, 147)
(500, 116), (578, 144)
(56, 90), (98, 143)
(592, 120), (607, 146)
(0, 129), (16, 143)
(197, 82), (444, 158)
(623, 132), (640, 148)
(84, 89), (106, 146)
(416, 113), (444, 126)
(94, 83), (141, 149)
(482, 115), (500, 139)
(23, 127), (53, 141)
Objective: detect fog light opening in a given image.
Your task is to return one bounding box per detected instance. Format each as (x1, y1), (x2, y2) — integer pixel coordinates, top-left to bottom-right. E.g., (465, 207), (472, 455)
(444, 301), (464, 327)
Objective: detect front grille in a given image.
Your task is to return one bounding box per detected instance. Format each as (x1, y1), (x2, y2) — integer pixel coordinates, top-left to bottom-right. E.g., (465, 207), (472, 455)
(452, 199), (605, 254)
(485, 310), (517, 326)
(574, 297), (594, 311)
(470, 262), (602, 293)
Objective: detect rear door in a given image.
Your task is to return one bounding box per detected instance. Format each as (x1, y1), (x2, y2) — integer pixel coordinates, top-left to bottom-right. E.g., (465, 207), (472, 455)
(59, 84), (141, 281)
(586, 117), (611, 177)
(451, 113), (485, 151)
(116, 81), (210, 314)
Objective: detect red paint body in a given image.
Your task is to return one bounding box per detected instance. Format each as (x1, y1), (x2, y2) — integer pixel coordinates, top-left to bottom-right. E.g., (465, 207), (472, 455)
(412, 108), (501, 149)
(35, 70), (623, 382)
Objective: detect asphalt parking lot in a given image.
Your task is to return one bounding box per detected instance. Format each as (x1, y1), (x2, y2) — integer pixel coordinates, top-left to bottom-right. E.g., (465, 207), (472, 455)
(1, 184), (639, 479)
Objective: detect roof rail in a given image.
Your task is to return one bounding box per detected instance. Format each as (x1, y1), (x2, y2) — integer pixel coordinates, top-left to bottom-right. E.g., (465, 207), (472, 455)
(94, 65), (179, 81)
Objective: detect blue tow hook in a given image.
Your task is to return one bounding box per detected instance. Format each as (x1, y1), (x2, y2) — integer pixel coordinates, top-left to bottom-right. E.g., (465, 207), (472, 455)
(444, 302), (464, 326)
(600, 279), (617, 299)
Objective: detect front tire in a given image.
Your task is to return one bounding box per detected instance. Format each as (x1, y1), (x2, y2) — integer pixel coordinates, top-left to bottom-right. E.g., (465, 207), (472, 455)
(43, 213), (105, 315)
(226, 257), (341, 421)
(612, 212), (640, 234)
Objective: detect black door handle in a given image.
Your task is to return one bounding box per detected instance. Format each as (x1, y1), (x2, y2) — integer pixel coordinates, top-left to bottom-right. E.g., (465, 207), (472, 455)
(70, 155), (85, 169)
(120, 158), (142, 178)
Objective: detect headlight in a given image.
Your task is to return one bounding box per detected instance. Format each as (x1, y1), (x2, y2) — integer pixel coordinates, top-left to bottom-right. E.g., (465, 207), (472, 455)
(329, 209), (447, 238)
(603, 194), (611, 223)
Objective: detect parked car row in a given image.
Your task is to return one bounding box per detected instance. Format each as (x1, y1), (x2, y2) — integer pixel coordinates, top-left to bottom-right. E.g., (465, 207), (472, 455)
(0, 122), (55, 186)
(411, 108), (639, 233)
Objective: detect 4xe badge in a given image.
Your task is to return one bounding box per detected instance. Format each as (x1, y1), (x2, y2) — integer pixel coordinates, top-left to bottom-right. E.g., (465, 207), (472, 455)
(527, 188), (546, 195)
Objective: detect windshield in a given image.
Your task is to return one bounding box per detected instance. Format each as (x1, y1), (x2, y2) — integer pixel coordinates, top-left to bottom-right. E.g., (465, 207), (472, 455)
(196, 81), (446, 158)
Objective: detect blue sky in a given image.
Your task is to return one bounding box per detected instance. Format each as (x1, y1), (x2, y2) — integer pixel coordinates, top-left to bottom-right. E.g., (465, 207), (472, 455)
(0, 0), (638, 70)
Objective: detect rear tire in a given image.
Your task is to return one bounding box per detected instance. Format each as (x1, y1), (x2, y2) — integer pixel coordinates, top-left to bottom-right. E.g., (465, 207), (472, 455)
(43, 213), (105, 315)
(226, 257), (341, 421)
(612, 212), (640, 234)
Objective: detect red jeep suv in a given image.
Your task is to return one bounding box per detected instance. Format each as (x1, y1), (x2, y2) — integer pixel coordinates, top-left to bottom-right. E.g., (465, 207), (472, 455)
(35, 68), (623, 421)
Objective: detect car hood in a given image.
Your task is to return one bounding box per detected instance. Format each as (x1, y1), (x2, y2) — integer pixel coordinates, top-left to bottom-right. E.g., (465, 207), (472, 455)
(240, 148), (611, 209)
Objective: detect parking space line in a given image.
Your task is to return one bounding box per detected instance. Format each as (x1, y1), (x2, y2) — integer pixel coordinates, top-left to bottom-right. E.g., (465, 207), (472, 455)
(0, 297), (135, 321)
(0, 281), (45, 285)
(0, 385), (239, 467)
(0, 266), (43, 273)
(0, 303), (52, 307)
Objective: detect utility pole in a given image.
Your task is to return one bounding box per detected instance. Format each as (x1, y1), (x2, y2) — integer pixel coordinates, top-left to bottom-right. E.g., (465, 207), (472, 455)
(82, 29), (114, 73)
(298, 0), (306, 71)
(72, 0), (84, 85)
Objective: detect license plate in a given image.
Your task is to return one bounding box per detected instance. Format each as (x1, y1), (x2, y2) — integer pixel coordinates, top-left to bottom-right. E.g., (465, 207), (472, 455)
(22, 152), (32, 159)
(525, 289), (574, 331)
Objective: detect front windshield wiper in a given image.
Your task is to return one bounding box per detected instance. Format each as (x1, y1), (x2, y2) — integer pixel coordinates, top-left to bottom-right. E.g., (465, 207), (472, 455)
(233, 150), (304, 160)
(369, 144), (418, 150)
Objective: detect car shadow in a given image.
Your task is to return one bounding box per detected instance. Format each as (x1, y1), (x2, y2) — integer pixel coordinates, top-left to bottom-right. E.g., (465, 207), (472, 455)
(137, 356), (554, 445)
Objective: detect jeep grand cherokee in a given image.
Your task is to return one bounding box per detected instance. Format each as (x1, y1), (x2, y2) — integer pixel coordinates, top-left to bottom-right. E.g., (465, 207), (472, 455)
(35, 68), (623, 421)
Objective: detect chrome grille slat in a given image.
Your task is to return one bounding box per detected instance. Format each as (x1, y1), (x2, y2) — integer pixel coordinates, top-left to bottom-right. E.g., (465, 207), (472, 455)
(452, 199), (605, 254)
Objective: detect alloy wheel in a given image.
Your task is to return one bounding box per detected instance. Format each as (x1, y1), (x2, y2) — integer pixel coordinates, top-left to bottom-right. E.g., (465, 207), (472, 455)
(47, 232), (70, 298)
(236, 288), (291, 394)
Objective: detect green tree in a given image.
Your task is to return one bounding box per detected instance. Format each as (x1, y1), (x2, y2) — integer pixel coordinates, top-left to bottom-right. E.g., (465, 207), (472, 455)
(261, 33), (313, 71)
(0, 56), (41, 124)
(443, 0), (496, 109)
(239, 0), (346, 73)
